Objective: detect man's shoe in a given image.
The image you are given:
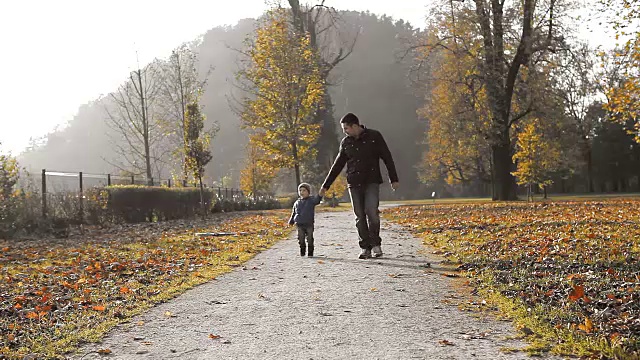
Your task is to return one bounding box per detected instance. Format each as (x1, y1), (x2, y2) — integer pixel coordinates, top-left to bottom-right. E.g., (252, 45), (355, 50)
(300, 247), (306, 256)
(359, 248), (372, 259)
(372, 246), (383, 258)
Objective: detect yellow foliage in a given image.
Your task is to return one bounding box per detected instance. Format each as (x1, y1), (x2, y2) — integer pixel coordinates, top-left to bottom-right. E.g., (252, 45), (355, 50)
(416, 15), (492, 186)
(240, 138), (277, 197)
(325, 174), (348, 200)
(239, 8), (325, 171)
(511, 118), (562, 189)
(600, 0), (640, 143)
(0, 152), (19, 202)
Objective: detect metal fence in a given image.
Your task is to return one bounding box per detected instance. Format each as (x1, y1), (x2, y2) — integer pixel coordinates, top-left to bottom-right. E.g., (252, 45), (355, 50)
(38, 169), (244, 221)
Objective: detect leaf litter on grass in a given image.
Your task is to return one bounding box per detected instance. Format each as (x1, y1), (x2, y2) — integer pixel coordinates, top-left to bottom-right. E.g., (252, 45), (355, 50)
(384, 199), (640, 359)
(0, 211), (289, 359)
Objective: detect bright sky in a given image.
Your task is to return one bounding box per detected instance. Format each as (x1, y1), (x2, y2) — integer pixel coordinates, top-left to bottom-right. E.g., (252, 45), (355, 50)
(0, 0), (615, 155)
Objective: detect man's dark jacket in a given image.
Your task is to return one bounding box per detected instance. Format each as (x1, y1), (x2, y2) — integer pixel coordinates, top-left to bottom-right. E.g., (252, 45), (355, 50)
(322, 126), (398, 189)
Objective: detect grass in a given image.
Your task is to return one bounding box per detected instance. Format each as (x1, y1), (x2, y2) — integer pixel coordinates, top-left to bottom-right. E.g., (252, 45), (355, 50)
(0, 211), (291, 359)
(383, 196), (640, 359)
(382, 192), (640, 207)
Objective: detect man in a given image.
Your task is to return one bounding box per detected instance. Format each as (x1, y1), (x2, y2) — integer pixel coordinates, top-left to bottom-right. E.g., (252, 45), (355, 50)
(319, 113), (399, 259)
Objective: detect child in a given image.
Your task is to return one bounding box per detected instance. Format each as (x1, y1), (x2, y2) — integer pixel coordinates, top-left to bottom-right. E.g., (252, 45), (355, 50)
(288, 183), (322, 257)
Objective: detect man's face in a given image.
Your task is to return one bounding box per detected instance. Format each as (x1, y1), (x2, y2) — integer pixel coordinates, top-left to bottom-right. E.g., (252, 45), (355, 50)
(342, 123), (359, 137)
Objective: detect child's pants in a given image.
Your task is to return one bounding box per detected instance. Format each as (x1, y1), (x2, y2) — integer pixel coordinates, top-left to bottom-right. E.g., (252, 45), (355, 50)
(297, 224), (314, 250)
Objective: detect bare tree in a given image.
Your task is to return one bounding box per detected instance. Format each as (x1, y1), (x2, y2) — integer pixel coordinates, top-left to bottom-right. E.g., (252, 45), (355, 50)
(105, 61), (164, 184)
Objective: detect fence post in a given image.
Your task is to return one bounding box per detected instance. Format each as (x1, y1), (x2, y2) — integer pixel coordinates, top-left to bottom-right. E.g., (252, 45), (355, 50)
(183, 179), (187, 187)
(150, 177), (154, 186)
(225, 187), (228, 198)
(218, 187), (221, 199)
(107, 174), (111, 186)
(131, 175), (135, 185)
(168, 178), (171, 188)
(78, 172), (84, 224)
(41, 169), (47, 219)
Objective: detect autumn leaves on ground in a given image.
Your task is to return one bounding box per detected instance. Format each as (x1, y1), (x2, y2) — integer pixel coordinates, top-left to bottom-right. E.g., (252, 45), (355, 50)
(1, 199), (639, 359)
(0, 211), (289, 359)
(386, 198), (640, 359)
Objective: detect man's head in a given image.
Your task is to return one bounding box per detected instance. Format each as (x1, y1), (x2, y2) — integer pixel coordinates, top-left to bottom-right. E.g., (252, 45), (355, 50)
(298, 183), (311, 198)
(340, 113), (363, 138)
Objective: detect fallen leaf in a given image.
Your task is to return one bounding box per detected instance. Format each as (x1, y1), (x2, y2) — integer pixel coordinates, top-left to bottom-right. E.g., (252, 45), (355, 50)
(97, 348), (112, 354)
(25, 312), (39, 319)
(209, 334), (221, 339)
(439, 339), (454, 346)
(578, 317), (594, 333)
(92, 305), (106, 311)
(568, 285), (584, 302)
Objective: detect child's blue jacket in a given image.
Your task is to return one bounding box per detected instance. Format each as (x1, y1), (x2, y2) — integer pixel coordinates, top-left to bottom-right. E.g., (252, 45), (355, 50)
(288, 195), (322, 225)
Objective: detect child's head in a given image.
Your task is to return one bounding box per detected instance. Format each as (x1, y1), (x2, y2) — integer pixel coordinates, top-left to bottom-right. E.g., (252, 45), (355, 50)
(298, 183), (311, 198)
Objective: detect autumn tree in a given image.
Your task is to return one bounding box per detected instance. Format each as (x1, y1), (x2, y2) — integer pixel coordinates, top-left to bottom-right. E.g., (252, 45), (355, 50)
(414, 0), (568, 200)
(158, 44), (212, 183)
(184, 99), (213, 218)
(240, 138), (277, 199)
(106, 63), (164, 184)
(287, 0), (357, 182)
(600, 0), (640, 142)
(237, 8), (324, 186)
(512, 119), (561, 200)
(415, 13), (493, 194)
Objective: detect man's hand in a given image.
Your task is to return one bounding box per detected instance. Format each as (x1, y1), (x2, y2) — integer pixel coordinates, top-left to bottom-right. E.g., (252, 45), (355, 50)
(391, 182), (399, 191)
(319, 187), (326, 197)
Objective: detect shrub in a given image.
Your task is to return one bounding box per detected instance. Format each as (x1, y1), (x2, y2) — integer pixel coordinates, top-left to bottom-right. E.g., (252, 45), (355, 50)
(0, 153), (19, 238)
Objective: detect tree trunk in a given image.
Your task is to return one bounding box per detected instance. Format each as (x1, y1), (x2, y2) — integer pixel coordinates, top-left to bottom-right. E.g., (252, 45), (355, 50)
(287, 1), (350, 184)
(198, 173), (206, 220)
(292, 141), (301, 185)
(315, 93), (339, 172)
(491, 140), (517, 200)
(177, 54), (189, 184)
(586, 147), (594, 192)
(137, 69), (153, 185)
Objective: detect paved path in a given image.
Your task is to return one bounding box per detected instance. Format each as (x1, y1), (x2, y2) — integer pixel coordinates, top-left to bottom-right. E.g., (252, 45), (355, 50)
(73, 210), (555, 360)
